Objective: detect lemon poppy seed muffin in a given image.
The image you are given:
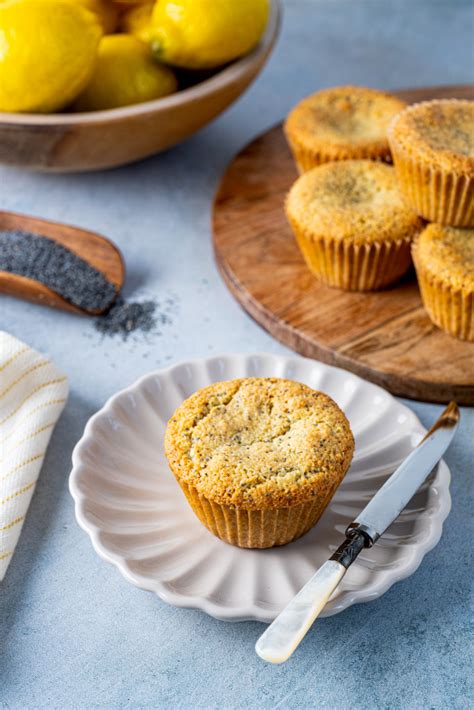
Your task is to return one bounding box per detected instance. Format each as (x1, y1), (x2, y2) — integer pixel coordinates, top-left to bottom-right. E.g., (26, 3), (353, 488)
(286, 160), (423, 291)
(412, 224), (474, 340)
(165, 378), (354, 548)
(284, 86), (406, 172)
(389, 99), (474, 226)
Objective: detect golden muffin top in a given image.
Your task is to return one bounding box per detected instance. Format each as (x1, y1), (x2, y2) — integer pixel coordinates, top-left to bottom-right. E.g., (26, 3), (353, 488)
(285, 85), (406, 157)
(286, 160), (423, 243)
(389, 99), (474, 173)
(413, 224), (474, 291)
(164, 378), (354, 510)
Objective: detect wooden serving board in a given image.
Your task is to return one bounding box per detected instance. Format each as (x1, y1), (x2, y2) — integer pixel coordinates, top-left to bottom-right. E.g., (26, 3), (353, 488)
(213, 85), (474, 405)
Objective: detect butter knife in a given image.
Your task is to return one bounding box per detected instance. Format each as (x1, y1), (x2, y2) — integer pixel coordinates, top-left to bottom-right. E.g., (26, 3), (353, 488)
(256, 401), (460, 664)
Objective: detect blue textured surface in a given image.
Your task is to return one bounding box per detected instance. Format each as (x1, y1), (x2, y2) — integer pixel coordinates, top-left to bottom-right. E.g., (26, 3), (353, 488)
(1, 1), (473, 707)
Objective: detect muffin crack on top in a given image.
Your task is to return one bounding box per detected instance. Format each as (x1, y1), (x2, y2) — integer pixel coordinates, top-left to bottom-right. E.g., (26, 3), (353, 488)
(165, 377), (354, 511)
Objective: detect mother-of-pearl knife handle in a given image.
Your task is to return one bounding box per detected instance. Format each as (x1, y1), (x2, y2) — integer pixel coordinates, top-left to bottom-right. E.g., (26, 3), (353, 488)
(255, 560), (347, 664)
(256, 402), (459, 664)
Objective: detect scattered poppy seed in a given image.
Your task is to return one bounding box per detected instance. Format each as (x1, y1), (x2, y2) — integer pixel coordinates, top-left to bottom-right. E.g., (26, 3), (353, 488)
(1, 228), (177, 342)
(94, 297), (161, 340)
(0, 229), (117, 313)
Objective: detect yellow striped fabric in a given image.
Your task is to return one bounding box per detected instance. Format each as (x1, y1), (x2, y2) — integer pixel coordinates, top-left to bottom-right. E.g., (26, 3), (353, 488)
(0, 332), (68, 580)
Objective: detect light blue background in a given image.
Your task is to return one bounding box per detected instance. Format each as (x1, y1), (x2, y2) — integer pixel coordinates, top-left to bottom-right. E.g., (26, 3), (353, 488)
(1, 1), (473, 708)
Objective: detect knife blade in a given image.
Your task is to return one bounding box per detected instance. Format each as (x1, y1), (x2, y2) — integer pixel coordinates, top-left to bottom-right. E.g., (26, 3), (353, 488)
(255, 401), (460, 664)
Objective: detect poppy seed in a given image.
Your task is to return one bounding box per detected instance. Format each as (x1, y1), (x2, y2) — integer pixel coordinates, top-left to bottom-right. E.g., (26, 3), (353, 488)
(0, 229), (118, 313)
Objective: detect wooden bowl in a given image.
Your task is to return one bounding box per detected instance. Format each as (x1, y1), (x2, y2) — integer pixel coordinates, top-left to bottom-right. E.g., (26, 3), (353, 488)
(0, 0), (280, 172)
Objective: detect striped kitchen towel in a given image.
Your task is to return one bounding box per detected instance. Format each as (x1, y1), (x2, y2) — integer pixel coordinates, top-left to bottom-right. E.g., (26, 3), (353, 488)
(0, 331), (68, 580)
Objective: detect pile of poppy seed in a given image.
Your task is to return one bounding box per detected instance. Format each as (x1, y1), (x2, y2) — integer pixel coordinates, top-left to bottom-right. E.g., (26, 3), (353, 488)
(0, 229), (161, 339)
(94, 297), (159, 339)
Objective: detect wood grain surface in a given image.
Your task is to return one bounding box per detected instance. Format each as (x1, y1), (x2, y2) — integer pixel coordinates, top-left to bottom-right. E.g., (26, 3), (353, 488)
(0, 210), (124, 314)
(213, 85), (474, 404)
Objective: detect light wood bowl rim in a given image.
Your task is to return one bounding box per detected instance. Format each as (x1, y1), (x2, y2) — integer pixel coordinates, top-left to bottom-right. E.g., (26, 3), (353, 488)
(0, 0), (281, 127)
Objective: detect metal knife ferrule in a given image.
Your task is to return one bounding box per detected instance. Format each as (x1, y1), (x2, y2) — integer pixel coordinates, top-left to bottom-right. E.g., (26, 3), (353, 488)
(255, 402), (460, 665)
(330, 531), (367, 569)
(345, 522), (379, 547)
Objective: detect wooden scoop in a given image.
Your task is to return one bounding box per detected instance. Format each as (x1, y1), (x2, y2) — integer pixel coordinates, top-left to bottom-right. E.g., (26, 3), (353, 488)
(0, 210), (125, 315)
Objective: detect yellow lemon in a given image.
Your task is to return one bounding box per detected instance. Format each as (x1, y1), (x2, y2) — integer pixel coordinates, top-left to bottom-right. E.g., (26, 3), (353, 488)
(119, 2), (153, 43)
(68, 0), (118, 34)
(0, 0), (102, 113)
(8, 0), (120, 33)
(74, 34), (177, 111)
(0, 0), (117, 33)
(149, 0), (270, 69)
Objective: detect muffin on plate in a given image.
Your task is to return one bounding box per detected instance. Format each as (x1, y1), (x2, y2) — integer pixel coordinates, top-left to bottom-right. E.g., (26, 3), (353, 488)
(165, 377), (354, 549)
(412, 224), (474, 341)
(284, 85), (406, 172)
(285, 159), (423, 291)
(388, 99), (474, 226)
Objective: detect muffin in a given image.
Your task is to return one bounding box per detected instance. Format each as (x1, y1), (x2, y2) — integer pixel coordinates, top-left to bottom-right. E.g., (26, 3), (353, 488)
(412, 224), (474, 340)
(388, 99), (474, 226)
(165, 377), (354, 549)
(284, 85), (406, 172)
(285, 160), (423, 291)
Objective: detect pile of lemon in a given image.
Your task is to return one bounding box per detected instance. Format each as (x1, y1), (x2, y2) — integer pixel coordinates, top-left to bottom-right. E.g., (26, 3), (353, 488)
(0, 0), (269, 113)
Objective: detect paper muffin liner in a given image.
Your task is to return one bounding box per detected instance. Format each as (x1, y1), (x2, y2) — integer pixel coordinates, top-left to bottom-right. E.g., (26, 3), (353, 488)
(284, 128), (393, 174)
(288, 217), (413, 291)
(178, 481), (340, 549)
(413, 251), (474, 341)
(389, 124), (474, 227)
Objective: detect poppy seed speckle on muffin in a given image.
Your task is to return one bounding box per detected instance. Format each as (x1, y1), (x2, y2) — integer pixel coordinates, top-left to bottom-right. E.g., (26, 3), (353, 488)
(165, 377), (354, 548)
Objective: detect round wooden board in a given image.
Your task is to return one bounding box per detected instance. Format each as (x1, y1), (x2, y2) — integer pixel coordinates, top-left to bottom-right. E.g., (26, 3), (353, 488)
(213, 84), (474, 405)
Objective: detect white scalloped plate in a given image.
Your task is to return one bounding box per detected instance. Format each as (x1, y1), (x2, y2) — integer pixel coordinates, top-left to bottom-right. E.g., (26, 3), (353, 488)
(69, 353), (451, 622)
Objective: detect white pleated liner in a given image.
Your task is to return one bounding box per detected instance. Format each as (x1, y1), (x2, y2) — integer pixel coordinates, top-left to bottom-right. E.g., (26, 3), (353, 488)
(0, 332), (68, 580)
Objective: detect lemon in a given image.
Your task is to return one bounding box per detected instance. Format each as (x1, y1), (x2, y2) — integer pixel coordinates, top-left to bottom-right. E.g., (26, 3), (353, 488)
(68, 0), (118, 33)
(0, 0), (102, 113)
(21, 0), (119, 32)
(74, 34), (177, 111)
(149, 0), (270, 69)
(0, 0), (117, 33)
(119, 2), (153, 43)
